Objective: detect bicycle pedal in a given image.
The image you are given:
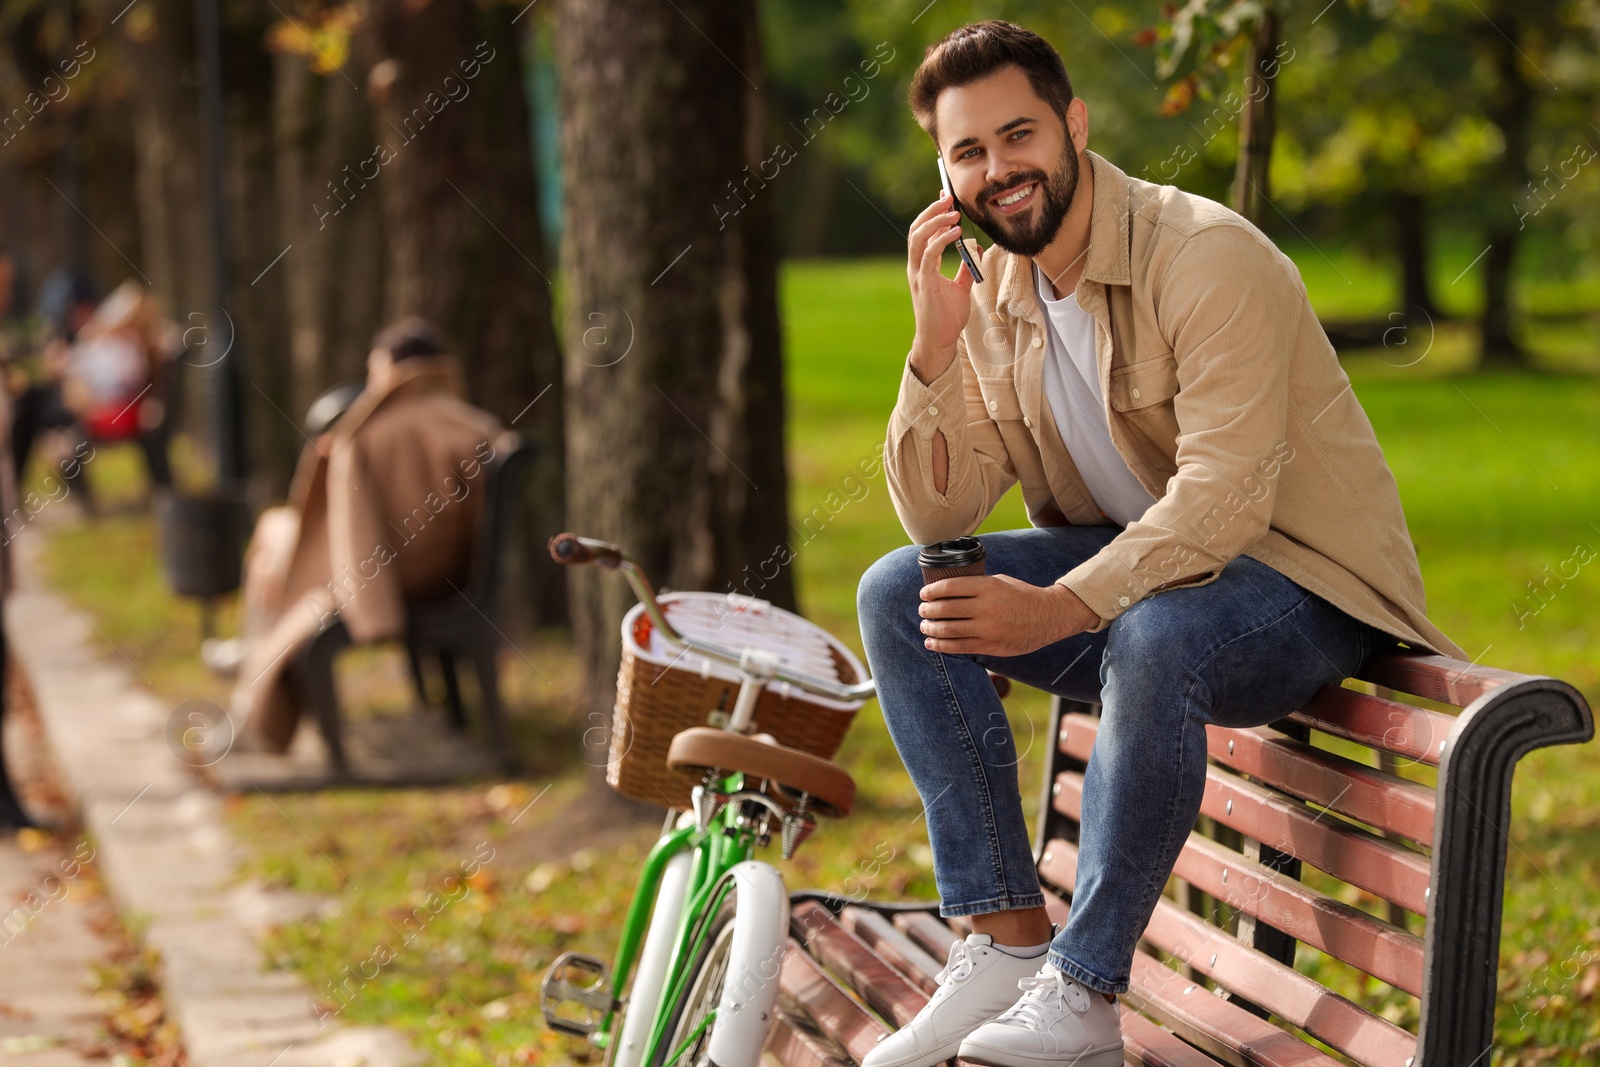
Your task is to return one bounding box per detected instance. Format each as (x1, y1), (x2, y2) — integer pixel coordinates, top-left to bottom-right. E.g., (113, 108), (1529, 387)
(541, 951), (615, 1037)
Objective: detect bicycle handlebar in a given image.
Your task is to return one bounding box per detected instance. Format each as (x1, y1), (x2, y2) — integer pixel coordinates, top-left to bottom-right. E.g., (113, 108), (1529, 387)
(548, 533), (625, 569)
(548, 532), (875, 704)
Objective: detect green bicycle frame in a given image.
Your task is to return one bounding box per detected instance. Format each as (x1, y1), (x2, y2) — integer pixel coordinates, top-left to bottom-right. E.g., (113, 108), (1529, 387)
(589, 773), (763, 1066)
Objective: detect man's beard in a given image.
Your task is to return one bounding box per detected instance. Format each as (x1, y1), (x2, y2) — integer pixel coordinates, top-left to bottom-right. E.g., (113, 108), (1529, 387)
(965, 145), (1080, 258)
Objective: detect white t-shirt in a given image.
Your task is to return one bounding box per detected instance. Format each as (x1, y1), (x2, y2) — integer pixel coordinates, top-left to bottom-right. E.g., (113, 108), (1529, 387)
(1033, 265), (1157, 527)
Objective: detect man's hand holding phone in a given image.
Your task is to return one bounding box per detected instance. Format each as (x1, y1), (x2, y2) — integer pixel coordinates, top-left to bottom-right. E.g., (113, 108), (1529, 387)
(906, 189), (983, 386)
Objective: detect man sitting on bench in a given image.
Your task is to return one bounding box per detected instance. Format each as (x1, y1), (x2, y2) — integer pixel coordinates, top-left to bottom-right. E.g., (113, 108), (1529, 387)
(230, 317), (506, 754)
(855, 21), (1463, 1067)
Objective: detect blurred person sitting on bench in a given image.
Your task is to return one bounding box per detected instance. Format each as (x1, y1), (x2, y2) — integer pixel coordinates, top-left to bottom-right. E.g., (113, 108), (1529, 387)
(227, 317), (508, 753)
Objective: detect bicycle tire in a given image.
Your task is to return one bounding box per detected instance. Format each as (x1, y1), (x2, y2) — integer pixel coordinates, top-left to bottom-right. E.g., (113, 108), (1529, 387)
(648, 861), (788, 1067)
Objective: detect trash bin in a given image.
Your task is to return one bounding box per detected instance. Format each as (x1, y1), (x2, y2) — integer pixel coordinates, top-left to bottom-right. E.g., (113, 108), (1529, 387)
(156, 490), (248, 638)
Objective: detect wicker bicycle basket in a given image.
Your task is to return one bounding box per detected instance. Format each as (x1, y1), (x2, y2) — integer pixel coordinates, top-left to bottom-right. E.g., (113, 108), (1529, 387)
(606, 592), (868, 810)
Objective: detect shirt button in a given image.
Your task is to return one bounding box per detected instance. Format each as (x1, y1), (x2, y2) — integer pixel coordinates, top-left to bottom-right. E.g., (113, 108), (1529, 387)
(988, 400), (998, 411)
(1131, 388), (1142, 400)
(928, 406), (938, 416)
(1023, 417), (1032, 427)
(1118, 595), (1131, 607)
(1032, 337), (1044, 348)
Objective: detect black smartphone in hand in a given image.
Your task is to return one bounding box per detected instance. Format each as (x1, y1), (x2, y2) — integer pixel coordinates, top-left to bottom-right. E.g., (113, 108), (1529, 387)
(936, 155), (983, 284)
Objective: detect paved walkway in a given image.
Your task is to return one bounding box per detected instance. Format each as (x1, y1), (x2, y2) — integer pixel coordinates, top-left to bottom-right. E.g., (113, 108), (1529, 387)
(0, 834), (118, 1066)
(7, 533), (422, 1067)
(0, 674), (119, 1067)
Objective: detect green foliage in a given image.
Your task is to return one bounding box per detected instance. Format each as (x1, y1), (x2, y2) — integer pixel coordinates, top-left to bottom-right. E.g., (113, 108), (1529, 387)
(1147, 0), (1263, 123)
(767, 0), (1600, 328)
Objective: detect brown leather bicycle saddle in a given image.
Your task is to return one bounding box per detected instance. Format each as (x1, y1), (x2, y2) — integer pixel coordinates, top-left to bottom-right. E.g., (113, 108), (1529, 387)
(665, 728), (856, 819)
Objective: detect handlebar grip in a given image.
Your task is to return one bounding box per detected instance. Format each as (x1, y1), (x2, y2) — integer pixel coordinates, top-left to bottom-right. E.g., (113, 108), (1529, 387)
(548, 533), (626, 569)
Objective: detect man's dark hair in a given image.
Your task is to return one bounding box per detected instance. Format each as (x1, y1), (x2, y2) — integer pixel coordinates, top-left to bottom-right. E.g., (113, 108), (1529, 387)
(372, 315), (448, 361)
(909, 20), (1074, 146)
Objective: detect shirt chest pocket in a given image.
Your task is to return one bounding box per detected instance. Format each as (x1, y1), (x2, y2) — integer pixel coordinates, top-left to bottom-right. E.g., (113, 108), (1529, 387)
(1107, 354), (1179, 412)
(1106, 353), (1181, 474)
(975, 376), (1026, 422)
(974, 374), (1049, 491)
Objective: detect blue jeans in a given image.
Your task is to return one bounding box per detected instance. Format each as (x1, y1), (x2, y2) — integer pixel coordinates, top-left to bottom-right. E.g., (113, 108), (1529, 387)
(856, 526), (1394, 994)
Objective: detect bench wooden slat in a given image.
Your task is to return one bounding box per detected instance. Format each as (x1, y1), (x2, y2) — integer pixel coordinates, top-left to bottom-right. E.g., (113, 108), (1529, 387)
(1205, 726), (1437, 843)
(1051, 771), (1426, 995)
(1041, 888), (1349, 1067)
(1192, 767), (1431, 916)
(1354, 650), (1519, 707)
(1171, 835), (1423, 999)
(1122, 946), (1351, 1067)
(794, 907), (992, 1067)
(1289, 684), (1456, 767)
(766, 1009), (852, 1067)
(837, 907), (944, 996)
(1117, 1007), (1236, 1067)
(1059, 712), (1437, 844)
(892, 909), (968, 964)
(1058, 715), (1432, 913)
(1042, 840), (1417, 1067)
(791, 901), (927, 1030)
(777, 939), (889, 1065)
(1193, 772), (1431, 917)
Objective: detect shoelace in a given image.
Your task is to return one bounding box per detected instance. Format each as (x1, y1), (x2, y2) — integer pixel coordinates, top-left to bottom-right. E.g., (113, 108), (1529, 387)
(933, 939), (977, 988)
(997, 968), (1080, 1031)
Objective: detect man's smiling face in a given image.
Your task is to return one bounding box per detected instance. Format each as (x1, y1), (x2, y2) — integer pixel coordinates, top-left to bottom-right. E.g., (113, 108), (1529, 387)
(935, 64), (1083, 258)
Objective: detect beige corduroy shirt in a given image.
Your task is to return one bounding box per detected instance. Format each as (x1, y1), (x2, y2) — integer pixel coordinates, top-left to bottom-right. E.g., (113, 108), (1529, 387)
(884, 151), (1463, 659)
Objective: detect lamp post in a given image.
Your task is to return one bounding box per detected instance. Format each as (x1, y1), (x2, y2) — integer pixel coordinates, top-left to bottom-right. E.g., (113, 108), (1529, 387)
(156, 0), (248, 645)
(194, 0), (246, 484)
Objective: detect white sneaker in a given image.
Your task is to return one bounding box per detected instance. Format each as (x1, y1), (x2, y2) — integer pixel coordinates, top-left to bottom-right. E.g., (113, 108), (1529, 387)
(201, 637), (244, 678)
(958, 964), (1123, 1067)
(861, 934), (1045, 1067)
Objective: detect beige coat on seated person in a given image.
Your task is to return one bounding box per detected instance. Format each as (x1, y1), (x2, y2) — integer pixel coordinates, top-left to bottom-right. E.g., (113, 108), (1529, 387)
(236, 355), (508, 752)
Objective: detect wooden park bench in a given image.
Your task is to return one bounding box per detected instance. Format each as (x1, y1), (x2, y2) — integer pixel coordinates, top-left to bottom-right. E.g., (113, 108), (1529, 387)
(294, 438), (536, 777)
(768, 650), (1594, 1066)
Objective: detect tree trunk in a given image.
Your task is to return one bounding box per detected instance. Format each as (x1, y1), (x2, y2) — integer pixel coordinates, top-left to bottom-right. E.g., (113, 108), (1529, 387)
(0, 2), (105, 289)
(786, 150), (840, 258)
(54, 1), (90, 279)
(1392, 190), (1437, 323)
(1232, 3), (1279, 227)
(1479, 1), (1530, 367)
(121, 0), (212, 325)
(272, 54), (387, 423)
(226, 0), (296, 495)
(362, 0), (567, 630)
(555, 0), (793, 719)
(121, 0), (216, 456)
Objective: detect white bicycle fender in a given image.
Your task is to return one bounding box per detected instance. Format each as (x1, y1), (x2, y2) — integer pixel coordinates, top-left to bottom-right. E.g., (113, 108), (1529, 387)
(614, 849), (695, 1067)
(706, 860), (789, 1067)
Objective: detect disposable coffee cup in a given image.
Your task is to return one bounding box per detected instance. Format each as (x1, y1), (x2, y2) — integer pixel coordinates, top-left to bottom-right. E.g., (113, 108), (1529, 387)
(918, 536), (987, 589)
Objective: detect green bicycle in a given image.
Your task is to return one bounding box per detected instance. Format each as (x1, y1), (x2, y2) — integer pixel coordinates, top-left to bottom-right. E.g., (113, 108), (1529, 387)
(540, 533), (875, 1067)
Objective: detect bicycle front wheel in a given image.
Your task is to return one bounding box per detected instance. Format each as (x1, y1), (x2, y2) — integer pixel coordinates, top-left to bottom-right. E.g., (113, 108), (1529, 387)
(650, 860), (789, 1067)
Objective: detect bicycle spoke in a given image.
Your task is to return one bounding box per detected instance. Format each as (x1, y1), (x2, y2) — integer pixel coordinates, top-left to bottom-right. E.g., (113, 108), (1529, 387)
(661, 1007), (717, 1067)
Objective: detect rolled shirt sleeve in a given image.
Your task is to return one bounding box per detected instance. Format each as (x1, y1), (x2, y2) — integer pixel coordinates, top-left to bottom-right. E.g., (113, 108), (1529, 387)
(884, 331), (1020, 546)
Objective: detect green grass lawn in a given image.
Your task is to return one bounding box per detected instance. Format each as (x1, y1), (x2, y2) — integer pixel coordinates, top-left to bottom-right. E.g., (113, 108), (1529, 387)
(29, 248), (1600, 1065)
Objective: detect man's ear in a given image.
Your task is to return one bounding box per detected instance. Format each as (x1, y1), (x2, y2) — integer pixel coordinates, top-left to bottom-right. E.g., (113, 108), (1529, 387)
(1066, 97), (1090, 154)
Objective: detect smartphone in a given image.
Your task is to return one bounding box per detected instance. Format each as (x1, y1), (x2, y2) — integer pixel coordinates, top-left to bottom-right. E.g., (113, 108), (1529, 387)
(936, 155), (983, 284)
